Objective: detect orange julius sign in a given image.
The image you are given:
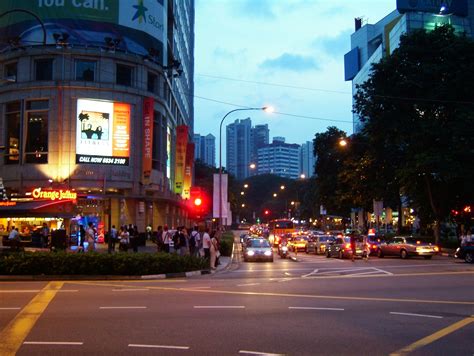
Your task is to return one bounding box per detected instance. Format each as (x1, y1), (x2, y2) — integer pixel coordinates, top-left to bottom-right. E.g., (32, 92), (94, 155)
(31, 188), (77, 201)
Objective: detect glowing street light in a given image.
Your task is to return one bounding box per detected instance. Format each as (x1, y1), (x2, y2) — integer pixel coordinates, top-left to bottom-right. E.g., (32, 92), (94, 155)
(243, 183), (249, 188)
(339, 138), (348, 147)
(280, 185), (285, 190)
(249, 163), (256, 170)
(300, 174), (306, 179)
(273, 193), (277, 198)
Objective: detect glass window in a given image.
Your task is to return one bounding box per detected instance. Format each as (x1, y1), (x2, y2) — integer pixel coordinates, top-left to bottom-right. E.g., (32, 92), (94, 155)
(75, 60), (95, 81)
(5, 101), (21, 165)
(25, 100), (48, 164)
(116, 64), (133, 86)
(4, 62), (17, 82)
(35, 59), (53, 80)
(147, 72), (157, 93)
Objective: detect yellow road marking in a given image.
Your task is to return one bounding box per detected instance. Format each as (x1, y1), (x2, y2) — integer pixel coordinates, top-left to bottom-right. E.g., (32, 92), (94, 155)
(0, 282), (64, 356)
(67, 281), (474, 306)
(390, 315), (474, 355)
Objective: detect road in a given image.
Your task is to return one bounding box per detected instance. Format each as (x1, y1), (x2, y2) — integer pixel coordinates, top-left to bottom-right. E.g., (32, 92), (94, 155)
(0, 236), (473, 355)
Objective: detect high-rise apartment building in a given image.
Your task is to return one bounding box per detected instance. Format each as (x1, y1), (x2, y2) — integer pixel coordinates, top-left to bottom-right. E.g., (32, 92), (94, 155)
(345, 0), (473, 132)
(0, 0), (195, 233)
(257, 138), (300, 179)
(300, 141), (316, 178)
(193, 133), (216, 167)
(250, 124), (269, 175)
(226, 118), (252, 180)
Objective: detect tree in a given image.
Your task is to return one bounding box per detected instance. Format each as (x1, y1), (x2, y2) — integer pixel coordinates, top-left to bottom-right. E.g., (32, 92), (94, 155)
(353, 25), (474, 242)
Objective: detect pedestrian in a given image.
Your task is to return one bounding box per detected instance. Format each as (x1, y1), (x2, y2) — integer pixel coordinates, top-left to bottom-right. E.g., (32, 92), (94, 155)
(133, 225), (139, 252)
(201, 227), (211, 260)
(41, 222), (50, 248)
(350, 232), (357, 262)
(363, 235), (370, 262)
(79, 224), (86, 252)
(156, 225), (163, 252)
(189, 226), (199, 257)
(146, 224), (152, 241)
(119, 226), (130, 252)
(108, 225), (117, 253)
(210, 231), (219, 270)
(8, 227), (21, 251)
(162, 225), (171, 253)
(86, 222), (96, 252)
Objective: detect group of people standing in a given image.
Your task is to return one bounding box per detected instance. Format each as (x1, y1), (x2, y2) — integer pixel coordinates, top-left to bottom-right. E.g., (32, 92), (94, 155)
(156, 225), (221, 270)
(107, 224), (140, 253)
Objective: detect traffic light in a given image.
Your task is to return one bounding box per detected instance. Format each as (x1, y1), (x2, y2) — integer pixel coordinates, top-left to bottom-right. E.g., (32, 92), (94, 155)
(189, 186), (209, 219)
(264, 209), (270, 215)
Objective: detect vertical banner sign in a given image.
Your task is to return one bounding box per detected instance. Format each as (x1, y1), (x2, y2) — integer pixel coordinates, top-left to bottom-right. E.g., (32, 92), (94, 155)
(212, 173), (228, 219)
(142, 98), (154, 179)
(183, 142), (195, 199)
(174, 125), (188, 194)
(112, 102), (131, 158)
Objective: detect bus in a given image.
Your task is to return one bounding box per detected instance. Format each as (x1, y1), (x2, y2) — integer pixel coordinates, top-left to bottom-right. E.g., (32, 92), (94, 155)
(268, 219), (295, 246)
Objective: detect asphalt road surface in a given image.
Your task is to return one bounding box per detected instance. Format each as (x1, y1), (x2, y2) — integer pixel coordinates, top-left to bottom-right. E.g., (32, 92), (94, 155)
(0, 236), (473, 356)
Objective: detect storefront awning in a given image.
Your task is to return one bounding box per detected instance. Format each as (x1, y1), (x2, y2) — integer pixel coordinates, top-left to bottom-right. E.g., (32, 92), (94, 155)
(0, 200), (76, 218)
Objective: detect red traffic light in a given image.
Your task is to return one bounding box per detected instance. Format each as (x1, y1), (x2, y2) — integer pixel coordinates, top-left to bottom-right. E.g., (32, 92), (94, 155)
(264, 210), (270, 215)
(194, 197), (202, 206)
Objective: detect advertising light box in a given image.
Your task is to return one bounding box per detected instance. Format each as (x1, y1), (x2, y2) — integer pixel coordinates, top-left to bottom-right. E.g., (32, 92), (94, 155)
(76, 99), (130, 166)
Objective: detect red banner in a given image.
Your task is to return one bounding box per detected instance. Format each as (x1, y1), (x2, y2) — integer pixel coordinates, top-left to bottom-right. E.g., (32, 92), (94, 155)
(142, 98), (154, 179)
(183, 142), (194, 199)
(174, 125), (189, 195)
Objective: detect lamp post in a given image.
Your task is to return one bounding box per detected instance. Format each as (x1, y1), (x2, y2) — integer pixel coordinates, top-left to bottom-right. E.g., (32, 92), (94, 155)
(218, 106), (272, 230)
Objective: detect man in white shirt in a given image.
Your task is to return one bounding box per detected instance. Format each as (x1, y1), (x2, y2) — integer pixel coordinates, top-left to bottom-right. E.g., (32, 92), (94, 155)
(201, 228), (211, 259)
(162, 225), (171, 253)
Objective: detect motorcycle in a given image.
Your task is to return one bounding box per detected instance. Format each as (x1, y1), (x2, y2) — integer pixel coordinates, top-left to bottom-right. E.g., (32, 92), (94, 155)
(279, 244), (289, 259)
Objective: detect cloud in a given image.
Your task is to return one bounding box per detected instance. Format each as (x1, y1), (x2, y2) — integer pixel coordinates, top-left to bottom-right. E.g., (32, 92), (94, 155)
(259, 53), (319, 72)
(234, 0), (276, 19)
(314, 30), (352, 57)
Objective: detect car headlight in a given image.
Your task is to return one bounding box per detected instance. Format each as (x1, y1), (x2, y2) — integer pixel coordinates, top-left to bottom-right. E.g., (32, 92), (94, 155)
(247, 250), (255, 256)
(281, 246), (288, 251)
(264, 251), (272, 256)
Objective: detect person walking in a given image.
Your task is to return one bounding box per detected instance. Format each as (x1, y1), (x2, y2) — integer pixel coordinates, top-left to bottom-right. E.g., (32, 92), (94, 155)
(108, 225), (117, 253)
(162, 225), (171, 253)
(201, 227), (211, 259)
(179, 227), (189, 256)
(79, 224), (86, 252)
(210, 231), (219, 270)
(86, 222), (96, 252)
(156, 225), (163, 252)
(350, 232), (357, 262)
(189, 226), (199, 257)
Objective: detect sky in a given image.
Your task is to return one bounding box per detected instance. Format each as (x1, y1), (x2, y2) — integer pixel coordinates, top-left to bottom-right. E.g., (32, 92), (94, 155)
(194, 0), (395, 164)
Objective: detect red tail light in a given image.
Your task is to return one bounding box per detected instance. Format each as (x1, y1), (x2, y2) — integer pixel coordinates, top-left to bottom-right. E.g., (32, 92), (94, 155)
(372, 244), (377, 248)
(345, 243), (351, 249)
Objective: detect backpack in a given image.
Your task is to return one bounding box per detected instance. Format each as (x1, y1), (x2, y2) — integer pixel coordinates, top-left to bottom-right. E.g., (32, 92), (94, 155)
(189, 231), (197, 248)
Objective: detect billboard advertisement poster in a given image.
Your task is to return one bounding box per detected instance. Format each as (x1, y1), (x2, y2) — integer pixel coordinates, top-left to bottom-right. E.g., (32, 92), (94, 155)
(142, 97), (154, 179)
(182, 142), (194, 199)
(0, 0), (167, 63)
(174, 125), (188, 195)
(76, 99), (130, 165)
(213, 173), (228, 219)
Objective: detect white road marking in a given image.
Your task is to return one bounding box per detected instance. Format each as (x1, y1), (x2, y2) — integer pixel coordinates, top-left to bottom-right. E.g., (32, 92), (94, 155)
(184, 286), (212, 289)
(289, 307), (344, 311)
(373, 267), (393, 275)
(194, 306), (245, 309)
(237, 283), (261, 287)
(349, 270), (385, 276)
(390, 312), (443, 319)
(302, 269), (319, 278)
(0, 290), (41, 293)
(239, 350), (285, 355)
(24, 341), (83, 345)
(284, 272), (292, 276)
(129, 344), (189, 350)
(111, 289), (150, 292)
(57, 290), (79, 292)
(99, 306), (147, 309)
(278, 278), (293, 283)
(0, 307), (21, 310)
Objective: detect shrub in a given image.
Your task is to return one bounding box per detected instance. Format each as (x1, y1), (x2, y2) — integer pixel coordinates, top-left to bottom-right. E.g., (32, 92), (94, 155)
(0, 252), (208, 276)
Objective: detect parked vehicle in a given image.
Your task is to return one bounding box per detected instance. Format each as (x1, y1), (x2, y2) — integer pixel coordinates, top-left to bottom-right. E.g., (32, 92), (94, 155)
(306, 234), (334, 254)
(377, 236), (439, 259)
(366, 235), (382, 255)
(243, 238), (274, 262)
(326, 236), (365, 259)
(454, 243), (474, 263)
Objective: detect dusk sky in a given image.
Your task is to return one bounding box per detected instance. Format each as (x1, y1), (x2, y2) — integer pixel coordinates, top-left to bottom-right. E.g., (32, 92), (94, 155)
(194, 0), (395, 164)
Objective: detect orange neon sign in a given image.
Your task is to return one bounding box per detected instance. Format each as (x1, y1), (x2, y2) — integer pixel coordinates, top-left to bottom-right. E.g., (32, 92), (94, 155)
(0, 201), (16, 207)
(31, 188), (77, 201)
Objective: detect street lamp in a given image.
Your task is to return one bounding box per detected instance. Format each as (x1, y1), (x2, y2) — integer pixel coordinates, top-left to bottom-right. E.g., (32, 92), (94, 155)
(219, 106), (273, 229)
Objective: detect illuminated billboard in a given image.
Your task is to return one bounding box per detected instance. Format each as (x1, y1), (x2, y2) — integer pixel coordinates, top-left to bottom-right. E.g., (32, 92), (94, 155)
(0, 0), (167, 63)
(76, 99), (130, 166)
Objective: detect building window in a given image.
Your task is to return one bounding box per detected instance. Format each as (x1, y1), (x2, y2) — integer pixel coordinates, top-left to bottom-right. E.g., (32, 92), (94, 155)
(25, 100), (49, 164)
(116, 64), (133, 86)
(4, 62), (17, 82)
(75, 60), (96, 81)
(4, 101), (21, 165)
(35, 59), (53, 80)
(147, 72), (157, 93)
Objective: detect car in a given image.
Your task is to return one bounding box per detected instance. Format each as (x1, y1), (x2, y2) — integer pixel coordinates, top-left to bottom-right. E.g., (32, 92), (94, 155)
(306, 234), (334, 254)
(454, 243), (474, 263)
(366, 235), (382, 255)
(326, 236), (365, 259)
(377, 236), (439, 259)
(243, 238), (274, 262)
(289, 235), (310, 252)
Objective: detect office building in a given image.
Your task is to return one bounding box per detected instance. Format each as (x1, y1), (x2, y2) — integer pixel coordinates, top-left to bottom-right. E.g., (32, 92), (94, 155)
(193, 133), (216, 167)
(226, 118), (252, 180)
(257, 137), (300, 179)
(250, 124), (269, 175)
(345, 0), (473, 132)
(300, 141), (316, 178)
(0, 1), (195, 236)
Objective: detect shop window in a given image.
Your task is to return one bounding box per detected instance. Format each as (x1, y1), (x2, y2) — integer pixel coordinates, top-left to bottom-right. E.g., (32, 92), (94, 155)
(25, 100), (49, 164)
(4, 62), (17, 82)
(116, 64), (133, 86)
(147, 72), (157, 93)
(75, 60), (96, 81)
(5, 101), (21, 165)
(35, 59), (53, 81)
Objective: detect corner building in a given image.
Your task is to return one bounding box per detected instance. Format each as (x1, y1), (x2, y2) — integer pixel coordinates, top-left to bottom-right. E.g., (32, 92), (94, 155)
(0, 0), (195, 236)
